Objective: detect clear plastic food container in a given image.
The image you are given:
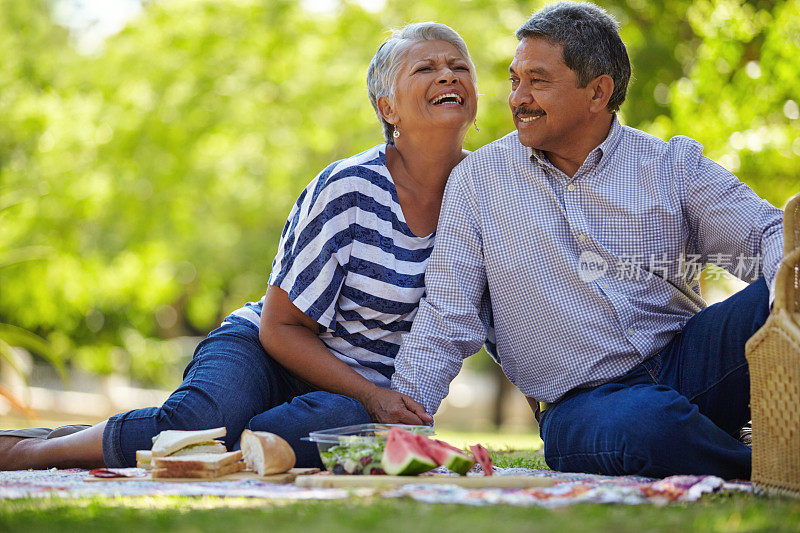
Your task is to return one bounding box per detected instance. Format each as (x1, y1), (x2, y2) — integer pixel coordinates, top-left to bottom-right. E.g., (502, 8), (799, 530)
(304, 423), (434, 475)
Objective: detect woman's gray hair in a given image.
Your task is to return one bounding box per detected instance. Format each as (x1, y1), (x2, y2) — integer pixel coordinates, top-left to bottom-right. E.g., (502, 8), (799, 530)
(367, 22), (476, 144)
(516, 1), (631, 112)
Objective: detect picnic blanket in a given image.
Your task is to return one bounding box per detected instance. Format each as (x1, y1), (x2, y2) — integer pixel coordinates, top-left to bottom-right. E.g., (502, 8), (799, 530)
(387, 467), (751, 507)
(0, 466), (750, 507)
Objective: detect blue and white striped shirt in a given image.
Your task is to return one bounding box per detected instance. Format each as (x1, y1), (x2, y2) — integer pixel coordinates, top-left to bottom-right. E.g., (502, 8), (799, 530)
(226, 145), (434, 388)
(392, 118), (784, 413)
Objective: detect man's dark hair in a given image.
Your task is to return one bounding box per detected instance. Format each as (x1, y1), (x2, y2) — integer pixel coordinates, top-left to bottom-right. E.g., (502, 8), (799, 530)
(516, 1), (631, 112)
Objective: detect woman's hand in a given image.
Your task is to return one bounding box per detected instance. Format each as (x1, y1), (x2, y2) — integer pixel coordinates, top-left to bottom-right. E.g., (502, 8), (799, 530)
(359, 386), (433, 425)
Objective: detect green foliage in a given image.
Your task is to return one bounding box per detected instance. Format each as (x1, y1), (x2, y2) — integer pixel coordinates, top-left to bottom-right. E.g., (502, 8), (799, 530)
(0, 323), (66, 382)
(0, 0), (797, 385)
(646, 0), (800, 206)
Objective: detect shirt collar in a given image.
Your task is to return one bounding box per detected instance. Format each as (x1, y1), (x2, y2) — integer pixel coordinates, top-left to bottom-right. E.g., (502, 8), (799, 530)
(527, 114), (623, 175)
(594, 114), (622, 172)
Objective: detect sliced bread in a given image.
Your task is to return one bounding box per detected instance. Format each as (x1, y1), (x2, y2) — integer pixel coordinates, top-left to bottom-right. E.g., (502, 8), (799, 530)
(151, 461), (244, 479)
(137, 442), (226, 469)
(152, 450), (242, 470)
(136, 450), (153, 470)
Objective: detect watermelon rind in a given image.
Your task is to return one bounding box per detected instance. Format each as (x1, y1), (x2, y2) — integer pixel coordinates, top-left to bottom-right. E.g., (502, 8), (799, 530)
(441, 451), (475, 476)
(413, 436), (475, 476)
(382, 451), (438, 476)
(428, 438), (475, 475)
(382, 427), (438, 476)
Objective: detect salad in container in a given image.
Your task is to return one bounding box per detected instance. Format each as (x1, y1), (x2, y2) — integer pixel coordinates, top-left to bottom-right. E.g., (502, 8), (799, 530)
(304, 423), (434, 475)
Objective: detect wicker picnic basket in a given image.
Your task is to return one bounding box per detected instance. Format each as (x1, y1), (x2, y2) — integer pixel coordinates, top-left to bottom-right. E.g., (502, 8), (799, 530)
(745, 192), (800, 497)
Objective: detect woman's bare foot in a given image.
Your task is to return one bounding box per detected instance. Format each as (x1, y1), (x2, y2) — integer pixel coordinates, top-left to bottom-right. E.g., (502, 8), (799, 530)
(0, 436), (45, 470)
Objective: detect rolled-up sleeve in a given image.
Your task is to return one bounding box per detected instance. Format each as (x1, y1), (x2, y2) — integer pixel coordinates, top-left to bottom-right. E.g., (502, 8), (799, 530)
(392, 166), (491, 415)
(679, 137), (784, 303)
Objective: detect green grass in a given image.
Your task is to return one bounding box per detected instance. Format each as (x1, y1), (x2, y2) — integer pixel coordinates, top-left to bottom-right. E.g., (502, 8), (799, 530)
(2, 492), (800, 533)
(1, 441), (799, 532)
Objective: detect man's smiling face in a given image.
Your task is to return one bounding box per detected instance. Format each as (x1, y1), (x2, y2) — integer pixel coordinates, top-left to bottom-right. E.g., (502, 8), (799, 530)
(508, 37), (594, 152)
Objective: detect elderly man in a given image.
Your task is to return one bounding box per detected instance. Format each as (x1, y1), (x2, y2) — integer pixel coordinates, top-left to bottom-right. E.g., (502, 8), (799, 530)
(392, 1), (784, 479)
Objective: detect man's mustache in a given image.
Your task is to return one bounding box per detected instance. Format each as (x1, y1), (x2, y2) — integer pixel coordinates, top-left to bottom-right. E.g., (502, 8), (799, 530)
(513, 107), (545, 118)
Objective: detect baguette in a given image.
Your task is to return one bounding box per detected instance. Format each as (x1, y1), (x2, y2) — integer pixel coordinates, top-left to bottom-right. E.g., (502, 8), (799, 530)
(151, 461), (244, 479)
(240, 429), (296, 475)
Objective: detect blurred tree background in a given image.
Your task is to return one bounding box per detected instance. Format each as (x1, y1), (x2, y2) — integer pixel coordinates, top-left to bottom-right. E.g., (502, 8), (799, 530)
(0, 0), (798, 388)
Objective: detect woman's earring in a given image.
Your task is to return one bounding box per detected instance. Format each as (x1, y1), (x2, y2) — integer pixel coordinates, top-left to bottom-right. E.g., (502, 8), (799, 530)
(393, 127), (400, 139)
(473, 120), (480, 133)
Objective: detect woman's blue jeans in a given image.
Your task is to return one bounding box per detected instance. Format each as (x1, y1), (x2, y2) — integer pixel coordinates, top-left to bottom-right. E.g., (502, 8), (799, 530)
(539, 278), (770, 480)
(102, 322), (371, 468)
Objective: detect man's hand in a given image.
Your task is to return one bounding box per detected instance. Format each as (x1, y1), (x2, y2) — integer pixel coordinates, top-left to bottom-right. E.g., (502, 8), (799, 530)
(360, 386), (433, 425)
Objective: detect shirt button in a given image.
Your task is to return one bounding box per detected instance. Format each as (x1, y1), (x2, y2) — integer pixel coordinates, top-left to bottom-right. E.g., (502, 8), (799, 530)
(627, 328), (635, 337)
(567, 184), (576, 192)
(578, 234), (587, 242)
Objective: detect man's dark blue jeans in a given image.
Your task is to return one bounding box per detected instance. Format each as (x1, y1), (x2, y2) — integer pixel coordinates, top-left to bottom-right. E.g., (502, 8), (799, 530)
(539, 278), (770, 479)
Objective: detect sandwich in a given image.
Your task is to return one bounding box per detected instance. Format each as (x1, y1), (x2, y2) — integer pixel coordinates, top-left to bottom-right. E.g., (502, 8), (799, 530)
(240, 429), (296, 476)
(151, 450), (244, 479)
(136, 427), (227, 470)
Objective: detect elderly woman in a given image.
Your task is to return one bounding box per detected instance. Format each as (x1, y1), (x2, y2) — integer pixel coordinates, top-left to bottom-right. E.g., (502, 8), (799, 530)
(0, 22), (477, 470)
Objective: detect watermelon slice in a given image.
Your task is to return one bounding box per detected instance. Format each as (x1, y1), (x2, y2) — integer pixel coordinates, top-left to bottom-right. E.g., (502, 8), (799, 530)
(413, 435), (475, 476)
(382, 428), (437, 476)
(469, 444), (494, 476)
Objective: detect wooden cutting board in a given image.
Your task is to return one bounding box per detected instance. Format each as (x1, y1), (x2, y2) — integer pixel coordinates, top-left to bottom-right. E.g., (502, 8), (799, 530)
(84, 467), (319, 483)
(295, 474), (555, 489)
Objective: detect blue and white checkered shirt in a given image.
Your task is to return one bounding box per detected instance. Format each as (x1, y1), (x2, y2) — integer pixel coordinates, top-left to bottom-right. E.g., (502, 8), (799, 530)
(392, 117), (784, 414)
